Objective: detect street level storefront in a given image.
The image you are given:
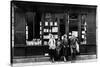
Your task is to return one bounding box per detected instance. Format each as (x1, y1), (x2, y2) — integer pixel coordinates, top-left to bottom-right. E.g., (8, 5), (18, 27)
(11, 1), (97, 61)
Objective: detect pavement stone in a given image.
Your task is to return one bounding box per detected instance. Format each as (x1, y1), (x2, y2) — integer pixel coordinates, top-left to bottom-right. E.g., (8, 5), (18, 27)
(12, 54), (97, 67)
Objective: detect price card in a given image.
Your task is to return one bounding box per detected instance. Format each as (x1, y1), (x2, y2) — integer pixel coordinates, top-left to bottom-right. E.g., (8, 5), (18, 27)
(82, 31), (85, 34)
(45, 21), (48, 26)
(82, 35), (85, 38)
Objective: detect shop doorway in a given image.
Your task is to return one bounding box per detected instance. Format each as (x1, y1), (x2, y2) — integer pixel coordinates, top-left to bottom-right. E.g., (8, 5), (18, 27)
(59, 18), (65, 36)
(69, 13), (79, 39)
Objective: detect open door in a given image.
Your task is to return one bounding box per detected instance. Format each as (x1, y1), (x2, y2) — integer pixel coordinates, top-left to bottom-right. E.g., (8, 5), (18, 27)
(69, 13), (79, 38)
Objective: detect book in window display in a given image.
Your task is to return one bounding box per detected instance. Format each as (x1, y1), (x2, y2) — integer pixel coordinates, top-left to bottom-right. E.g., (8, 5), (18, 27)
(69, 32), (72, 35)
(52, 27), (58, 32)
(72, 31), (78, 37)
(49, 29), (51, 32)
(45, 21), (48, 26)
(46, 29), (48, 33)
(82, 31), (85, 34)
(54, 22), (57, 26)
(44, 41), (48, 45)
(26, 39), (42, 46)
(80, 15), (87, 45)
(43, 35), (49, 39)
(44, 29), (46, 32)
(82, 35), (85, 38)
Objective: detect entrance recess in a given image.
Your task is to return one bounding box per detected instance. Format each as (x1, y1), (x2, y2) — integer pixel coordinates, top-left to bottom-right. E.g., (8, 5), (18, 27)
(69, 13), (79, 38)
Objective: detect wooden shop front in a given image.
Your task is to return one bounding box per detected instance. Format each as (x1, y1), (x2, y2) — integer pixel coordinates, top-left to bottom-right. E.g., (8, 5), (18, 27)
(11, 1), (97, 59)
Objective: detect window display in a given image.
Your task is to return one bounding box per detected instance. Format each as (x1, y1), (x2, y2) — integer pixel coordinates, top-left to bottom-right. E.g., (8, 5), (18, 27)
(26, 39), (42, 46)
(41, 13), (59, 45)
(81, 15), (87, 45)
(49, 29), (51, 32)
(44, 29), (46, 32)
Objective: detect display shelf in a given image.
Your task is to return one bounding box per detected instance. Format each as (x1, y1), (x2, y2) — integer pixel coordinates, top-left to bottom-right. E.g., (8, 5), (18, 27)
(39, 13), (59, 45)
(69, 19), (78, 21)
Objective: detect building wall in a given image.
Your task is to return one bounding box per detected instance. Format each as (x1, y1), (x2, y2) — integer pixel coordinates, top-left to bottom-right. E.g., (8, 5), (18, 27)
(87, 8), (96, 45)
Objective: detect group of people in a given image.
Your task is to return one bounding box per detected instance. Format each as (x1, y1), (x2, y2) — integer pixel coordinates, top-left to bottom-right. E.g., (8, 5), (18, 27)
(48, 34), (80, 62)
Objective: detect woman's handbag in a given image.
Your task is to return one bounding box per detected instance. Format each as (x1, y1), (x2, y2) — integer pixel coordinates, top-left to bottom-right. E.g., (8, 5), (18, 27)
(76, 41), (80, 53)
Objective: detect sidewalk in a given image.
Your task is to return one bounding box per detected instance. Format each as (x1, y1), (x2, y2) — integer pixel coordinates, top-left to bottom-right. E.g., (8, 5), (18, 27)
(12, 54), (97, 67)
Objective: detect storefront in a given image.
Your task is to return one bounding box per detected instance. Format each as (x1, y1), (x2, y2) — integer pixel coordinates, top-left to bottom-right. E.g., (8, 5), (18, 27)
(11, 1), (97, 58)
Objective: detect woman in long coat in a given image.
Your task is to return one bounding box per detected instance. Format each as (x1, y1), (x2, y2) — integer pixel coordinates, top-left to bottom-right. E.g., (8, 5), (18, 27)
(55, 38), (62, 61)
(48, 34), (56, 62)
(61, 34), (69, 61)
(69, 35), (79, 59)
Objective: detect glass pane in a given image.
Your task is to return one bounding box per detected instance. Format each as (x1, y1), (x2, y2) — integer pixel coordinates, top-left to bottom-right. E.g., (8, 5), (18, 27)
(81, 15), (87, 45)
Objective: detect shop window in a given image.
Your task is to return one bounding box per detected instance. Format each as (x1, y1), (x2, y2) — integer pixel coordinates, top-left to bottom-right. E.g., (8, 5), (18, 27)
(42, 13), (58, 45)
(80, 15), (87, 45)
(26, 12), (42, 46)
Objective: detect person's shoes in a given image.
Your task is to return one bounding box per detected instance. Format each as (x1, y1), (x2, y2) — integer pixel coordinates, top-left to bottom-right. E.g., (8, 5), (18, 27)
(64, 57), (67, 62)
(51, 58), (55, 63)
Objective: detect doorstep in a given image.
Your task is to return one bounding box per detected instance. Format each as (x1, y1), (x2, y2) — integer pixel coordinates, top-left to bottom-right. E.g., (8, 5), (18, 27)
(12, 54), (97, 64)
